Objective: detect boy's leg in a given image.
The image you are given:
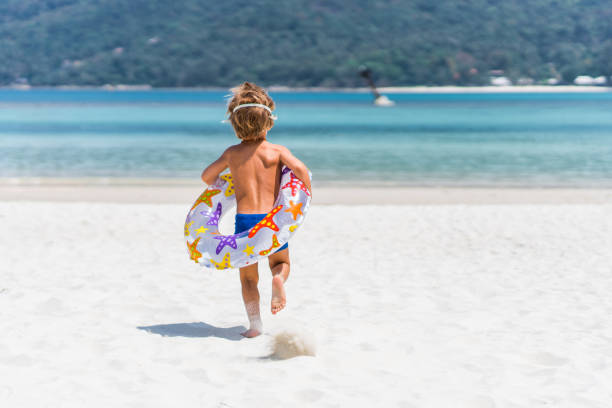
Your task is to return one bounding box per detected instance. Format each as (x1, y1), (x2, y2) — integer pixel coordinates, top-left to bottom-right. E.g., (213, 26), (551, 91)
(240, 263), (262, 337)
(268, 248), (290, 314)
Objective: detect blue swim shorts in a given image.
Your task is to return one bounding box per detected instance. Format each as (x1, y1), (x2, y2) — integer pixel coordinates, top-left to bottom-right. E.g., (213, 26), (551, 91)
(234, 213), (288, 253)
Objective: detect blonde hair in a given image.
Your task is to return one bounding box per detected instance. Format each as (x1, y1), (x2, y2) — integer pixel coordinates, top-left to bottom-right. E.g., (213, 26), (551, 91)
(227, 82), (275, 141)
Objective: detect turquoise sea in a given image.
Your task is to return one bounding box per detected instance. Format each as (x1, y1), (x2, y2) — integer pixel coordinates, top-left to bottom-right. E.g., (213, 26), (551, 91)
(1, 89), (612, 186)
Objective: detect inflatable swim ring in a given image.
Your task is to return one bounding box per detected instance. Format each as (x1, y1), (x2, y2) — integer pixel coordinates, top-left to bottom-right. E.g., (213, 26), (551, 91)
(185, 166), (311, 269)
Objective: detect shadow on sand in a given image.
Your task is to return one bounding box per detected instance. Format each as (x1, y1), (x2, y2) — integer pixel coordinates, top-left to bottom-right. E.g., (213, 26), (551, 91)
(137, 322), (246, 341)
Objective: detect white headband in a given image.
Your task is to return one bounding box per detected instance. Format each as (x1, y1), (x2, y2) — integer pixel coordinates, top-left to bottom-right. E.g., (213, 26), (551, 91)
(232, 103), (277, 120)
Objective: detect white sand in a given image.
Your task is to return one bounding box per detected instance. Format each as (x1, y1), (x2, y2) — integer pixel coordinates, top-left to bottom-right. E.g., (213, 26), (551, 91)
(2, 201), (612, 407)
(3, 182), (612, 204)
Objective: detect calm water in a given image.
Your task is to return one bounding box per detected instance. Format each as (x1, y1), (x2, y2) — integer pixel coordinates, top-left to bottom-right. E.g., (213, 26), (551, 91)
(1, 89), (612, 186)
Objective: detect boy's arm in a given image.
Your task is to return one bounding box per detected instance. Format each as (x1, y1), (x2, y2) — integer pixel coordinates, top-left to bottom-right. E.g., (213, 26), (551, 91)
(201, 149), (229, 185)
(279, 146), (312, 194)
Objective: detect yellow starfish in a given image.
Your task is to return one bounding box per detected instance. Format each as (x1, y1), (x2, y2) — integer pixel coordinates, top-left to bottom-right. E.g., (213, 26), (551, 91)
(195, 226), (209, 235)
(184, 221), (194, 236)
(289, 225), (298, 232)
(187, 238), (202, 263)
(284, 200), (303, 221)
(221, 174), (235, 197)
(243, 244), (255, 256)
(210, 252), (234, 270)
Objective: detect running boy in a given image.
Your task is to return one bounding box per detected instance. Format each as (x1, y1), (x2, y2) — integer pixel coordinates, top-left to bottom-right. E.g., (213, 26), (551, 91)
(201, 82), (311, 338)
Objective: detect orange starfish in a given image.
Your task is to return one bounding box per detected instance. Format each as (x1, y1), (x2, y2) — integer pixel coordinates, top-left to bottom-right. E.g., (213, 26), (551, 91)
(187, 238), (202, 263)
(190, 189), (221, 211)
(259, 234), (280, 256)
(284, 200), (303, 221)
(248, 205), (283, 238)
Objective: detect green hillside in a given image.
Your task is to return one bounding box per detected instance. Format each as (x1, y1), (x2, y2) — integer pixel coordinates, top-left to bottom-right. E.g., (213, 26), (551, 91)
(0, 0), (611, 87)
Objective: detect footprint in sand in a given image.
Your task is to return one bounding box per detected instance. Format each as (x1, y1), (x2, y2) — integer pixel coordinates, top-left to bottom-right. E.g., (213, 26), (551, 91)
(0, 385), (13, 399)
(424, 394), (496, 408)
(182, 368), (211, 382)
(3, 354), (32, 367)
(295, 388), (324, 403)
(35, 297), (65, 315)
(529, 351), (569, 367)
(359, 342), (376, 351)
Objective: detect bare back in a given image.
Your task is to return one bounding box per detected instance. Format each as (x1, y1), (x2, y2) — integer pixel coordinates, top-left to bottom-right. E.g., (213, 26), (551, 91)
(226, 141), (283, 213)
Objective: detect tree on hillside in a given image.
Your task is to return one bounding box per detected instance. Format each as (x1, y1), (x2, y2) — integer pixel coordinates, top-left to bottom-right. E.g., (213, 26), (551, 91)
(0, 0), (610, 86)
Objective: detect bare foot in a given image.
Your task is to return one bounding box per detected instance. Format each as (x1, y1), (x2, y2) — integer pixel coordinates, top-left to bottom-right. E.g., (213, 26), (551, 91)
(271, 274), (287, 314)
(241, 328), (261, 338)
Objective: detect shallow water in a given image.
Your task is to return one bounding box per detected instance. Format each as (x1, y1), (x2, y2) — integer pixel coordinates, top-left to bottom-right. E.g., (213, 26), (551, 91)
(1, 89), (612, 186)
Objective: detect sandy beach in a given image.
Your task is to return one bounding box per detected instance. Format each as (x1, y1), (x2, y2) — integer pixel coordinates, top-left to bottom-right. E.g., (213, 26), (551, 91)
(1, 186), (612, 407)
(3, 181), (612, 205)
(4, 0), (612, 406)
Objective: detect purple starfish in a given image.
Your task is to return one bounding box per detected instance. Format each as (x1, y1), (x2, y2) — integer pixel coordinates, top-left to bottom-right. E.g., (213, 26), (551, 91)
(282, 166), (291, 175)
(214, 234), (237, 255)
(201, 202), (222, 226)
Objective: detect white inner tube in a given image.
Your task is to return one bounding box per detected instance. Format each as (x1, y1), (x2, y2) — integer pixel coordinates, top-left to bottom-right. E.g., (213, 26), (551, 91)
(185, 166), (311, 269)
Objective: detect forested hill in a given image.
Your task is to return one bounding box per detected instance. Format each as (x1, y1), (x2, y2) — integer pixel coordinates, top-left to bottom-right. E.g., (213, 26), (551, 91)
(1, 0), (611, 87)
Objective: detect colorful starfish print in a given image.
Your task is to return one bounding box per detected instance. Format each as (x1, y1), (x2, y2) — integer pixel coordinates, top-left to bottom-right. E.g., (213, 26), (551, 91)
(259, 234), (280, 256)
(284, 200), (303, 220)
(289, 225), (298, 232)
(220, 174), (235, 197)
(187, 238), (202, 263)
(243, 244), (255, 256)
(248, 205), (283, 238)
(281, 173), (310, 197)
(184, 221), (194, 236)
(281, 166), (292, 175)
(195, 226), (209, 235)
(210, 252), (234, 270)
(190, 189), (221, 211)
(213, 234), (238, 255)
(204, 202), (222, 226)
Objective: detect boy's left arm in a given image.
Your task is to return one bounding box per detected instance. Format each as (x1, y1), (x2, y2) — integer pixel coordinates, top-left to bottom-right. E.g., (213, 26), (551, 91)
(201, 149), (229, 185)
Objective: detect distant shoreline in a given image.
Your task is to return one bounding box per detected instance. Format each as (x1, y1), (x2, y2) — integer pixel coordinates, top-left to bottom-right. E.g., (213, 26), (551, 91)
(377, 85), (612, 93)
(1, 85), (611, 93)
(0, 173), (612, 192)
(2, 182), (612, 205)
(3, 177), (612, 189)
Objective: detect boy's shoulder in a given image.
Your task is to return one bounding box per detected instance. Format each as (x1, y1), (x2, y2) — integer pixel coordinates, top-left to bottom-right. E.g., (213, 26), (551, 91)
(262, 141), (291, 155)
(263, 141), (288, 151)
(226, 141), (288, 155)
(223, 143), (248, 156)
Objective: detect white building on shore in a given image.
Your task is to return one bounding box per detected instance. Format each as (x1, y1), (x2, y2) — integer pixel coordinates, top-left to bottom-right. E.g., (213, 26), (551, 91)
(490, 76), (512, 86)
(574, 75), (607, 85)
